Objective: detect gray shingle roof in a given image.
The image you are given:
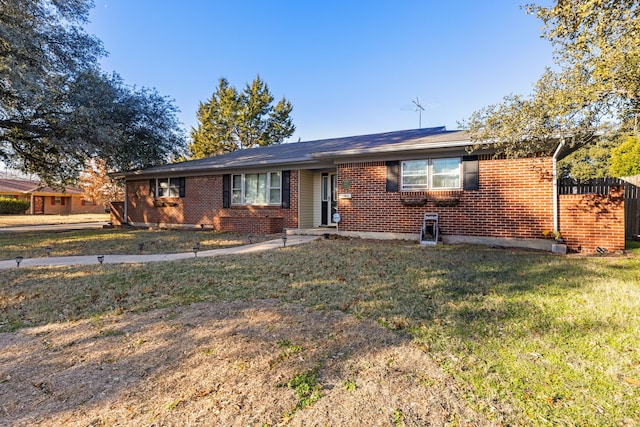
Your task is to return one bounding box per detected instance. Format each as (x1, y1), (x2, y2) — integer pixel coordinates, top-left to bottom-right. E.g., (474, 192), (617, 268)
(0, 179), (83, 195)
(118, 127), (472, 178)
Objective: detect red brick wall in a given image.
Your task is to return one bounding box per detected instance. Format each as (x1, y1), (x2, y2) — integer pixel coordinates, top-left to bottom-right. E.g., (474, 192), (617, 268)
(559, 187), (625, 252)
(126, 171), (299, 233)
(337, 157), (555, 239)
(45, 196), (72, 215)
(70, 196), (106, 214)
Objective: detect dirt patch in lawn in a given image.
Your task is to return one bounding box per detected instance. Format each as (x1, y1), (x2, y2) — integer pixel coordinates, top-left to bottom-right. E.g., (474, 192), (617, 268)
(0, 299), (493, 426)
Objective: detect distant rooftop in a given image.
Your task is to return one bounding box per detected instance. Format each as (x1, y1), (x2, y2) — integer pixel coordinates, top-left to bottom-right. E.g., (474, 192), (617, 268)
(0, 178), (83, 195)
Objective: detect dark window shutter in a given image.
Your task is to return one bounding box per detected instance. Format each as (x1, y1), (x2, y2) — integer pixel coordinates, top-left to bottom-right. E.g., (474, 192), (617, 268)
(81, 199), (86, 206)
(463, 156), (479, 191)
(51, 197), (55, 205)
(281, 170), (291, 209)
(386, 161), (399, 192)
(61, 197), (65, 206)
(222, 174), (231, 208)
(149, 179), (156, 197)
(178, 177), (186, 198)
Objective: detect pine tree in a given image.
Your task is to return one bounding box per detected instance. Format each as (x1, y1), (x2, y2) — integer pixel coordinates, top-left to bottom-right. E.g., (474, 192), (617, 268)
(189, 76), (295, 158)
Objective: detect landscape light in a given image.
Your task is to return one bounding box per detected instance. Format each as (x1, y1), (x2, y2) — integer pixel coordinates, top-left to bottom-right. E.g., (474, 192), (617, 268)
(138, 243), (144, 253)
(193, 246), (199, 257)
(248, 234), (253, 244)
(97, 255), (105, 264)
(15, 256), (23, 267)
(282, 235), (287, 247)
(45, 247), (52, 257)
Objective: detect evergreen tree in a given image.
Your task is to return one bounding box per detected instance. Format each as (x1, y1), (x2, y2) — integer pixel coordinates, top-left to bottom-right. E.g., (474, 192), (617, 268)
(189, 76), (295, 158)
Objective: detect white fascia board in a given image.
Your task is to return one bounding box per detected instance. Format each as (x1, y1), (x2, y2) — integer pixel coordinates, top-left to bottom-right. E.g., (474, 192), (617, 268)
(310, 139), (480, 159)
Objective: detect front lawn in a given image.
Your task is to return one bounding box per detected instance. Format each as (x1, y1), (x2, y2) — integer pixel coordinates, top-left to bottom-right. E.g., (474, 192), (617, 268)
(2, 237), (638, 425)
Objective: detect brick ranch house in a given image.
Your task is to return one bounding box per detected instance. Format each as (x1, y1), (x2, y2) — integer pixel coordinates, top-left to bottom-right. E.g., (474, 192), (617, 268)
(0, 178), (104, 215)
(111, 127), (625, 253)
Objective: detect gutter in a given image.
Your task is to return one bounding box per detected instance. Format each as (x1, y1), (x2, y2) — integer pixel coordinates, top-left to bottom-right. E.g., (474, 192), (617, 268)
(311, 139), (478, 159)
(552, 138), (566, 235)
(124, 183), (129, 225)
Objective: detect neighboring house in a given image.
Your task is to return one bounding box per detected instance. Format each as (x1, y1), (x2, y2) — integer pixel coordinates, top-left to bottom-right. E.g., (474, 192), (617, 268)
(112, 127), (625, 253)
(0, 179), (105, 215)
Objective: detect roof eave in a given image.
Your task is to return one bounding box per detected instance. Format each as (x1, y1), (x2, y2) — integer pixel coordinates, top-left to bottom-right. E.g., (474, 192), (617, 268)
(311, 139), (479, 159)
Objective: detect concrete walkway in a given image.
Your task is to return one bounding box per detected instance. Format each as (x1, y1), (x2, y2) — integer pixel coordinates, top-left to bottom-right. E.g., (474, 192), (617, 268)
(0, 235), (319, 269)
(0, 222), (108, 233)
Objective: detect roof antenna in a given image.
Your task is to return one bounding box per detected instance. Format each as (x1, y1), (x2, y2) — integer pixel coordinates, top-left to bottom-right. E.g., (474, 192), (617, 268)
(412, 97), (425, 129)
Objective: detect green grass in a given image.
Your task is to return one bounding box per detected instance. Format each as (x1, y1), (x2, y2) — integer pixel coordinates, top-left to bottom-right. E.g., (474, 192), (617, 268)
(1, 237), (639, 425)
(0, 228), (269, 260)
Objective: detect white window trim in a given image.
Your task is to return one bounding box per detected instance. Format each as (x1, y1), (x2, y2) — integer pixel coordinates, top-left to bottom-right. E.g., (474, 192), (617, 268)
(400, 157), (461, 191)
(231, 171), (282, 206)
(156, 177), (183, 198)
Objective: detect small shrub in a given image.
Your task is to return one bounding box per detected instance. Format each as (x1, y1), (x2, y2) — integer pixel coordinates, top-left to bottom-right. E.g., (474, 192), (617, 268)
(342, 379), (357, 391)
(0, 198), (30, 214)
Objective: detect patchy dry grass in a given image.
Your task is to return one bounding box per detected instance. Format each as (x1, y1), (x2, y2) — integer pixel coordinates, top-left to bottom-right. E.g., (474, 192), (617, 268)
(0, 228), (271, 260)
(1, 237), (639, 426)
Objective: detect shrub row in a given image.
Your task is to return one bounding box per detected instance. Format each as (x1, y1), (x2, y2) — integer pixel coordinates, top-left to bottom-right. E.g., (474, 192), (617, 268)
(0, 197), (30, 214)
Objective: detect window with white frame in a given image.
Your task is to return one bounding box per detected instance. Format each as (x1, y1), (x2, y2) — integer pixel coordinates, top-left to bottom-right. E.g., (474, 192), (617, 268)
(401, 158), (461, 190)
(159, 178), (181, 197)
(151, 177), (185, 198)
(231, 172), (282, 205)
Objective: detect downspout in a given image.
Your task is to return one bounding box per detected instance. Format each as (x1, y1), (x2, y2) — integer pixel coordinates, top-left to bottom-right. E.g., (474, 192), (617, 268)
(123, 180), (129, 225)
(552, 138), (566, 235)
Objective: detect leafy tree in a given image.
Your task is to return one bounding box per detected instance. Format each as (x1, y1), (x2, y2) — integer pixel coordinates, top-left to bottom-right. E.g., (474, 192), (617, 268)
(78, 158), (125, 205)
(462, 1), (640, 156)
(189, 76), (295, 158)
(0, 0), (185, 185)
(558, 138), (620, 179)
(609, 135), (640, 177)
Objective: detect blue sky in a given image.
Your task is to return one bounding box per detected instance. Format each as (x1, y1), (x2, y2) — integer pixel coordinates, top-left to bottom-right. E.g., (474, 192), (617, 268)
(87, 1), (554, 143)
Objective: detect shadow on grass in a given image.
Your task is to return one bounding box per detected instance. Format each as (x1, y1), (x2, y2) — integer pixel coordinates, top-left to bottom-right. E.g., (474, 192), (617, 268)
(1, 239), (638, 425)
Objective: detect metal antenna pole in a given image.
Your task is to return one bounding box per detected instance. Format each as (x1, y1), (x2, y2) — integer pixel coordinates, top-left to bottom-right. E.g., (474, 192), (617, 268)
(412, 97), (425, 128)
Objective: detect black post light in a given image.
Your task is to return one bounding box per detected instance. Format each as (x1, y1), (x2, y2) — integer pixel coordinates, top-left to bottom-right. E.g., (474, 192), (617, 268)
(97, 255), (105, 264)
(282, 235), (288, 247)
(15, 256), (23, 267)
(45, 247), (52, 257)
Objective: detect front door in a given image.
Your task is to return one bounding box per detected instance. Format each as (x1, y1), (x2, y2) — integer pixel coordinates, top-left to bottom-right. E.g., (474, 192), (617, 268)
(321, 172), (337, 226)
(34, 196), (44, 214)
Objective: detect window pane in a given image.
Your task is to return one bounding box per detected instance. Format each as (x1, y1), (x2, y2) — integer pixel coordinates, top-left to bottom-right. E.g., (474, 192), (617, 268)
(158, 178), (169, 197)
(269, 189), (281, 204)
(321, 176), (329, 201)
(244, 173), (268, 204)
(403, 176), (429, 187)
(245, 174), (258, 204)
(433, 158), (459, 174)
(402, 160), (428, 174)
(431, 158), (460, 189)
(232, 175), (242, 190)
(168, 178), (180, 197)
(232, 190), (242, 204)
(402, 160), (428, 189)
(432, 175), (460, 188)
(270, 172), (281, 189)
(257, 173), (267, 204)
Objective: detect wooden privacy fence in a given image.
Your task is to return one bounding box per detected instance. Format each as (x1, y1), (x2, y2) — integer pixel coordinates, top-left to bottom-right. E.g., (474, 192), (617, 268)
(558, 176), (640, 240)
